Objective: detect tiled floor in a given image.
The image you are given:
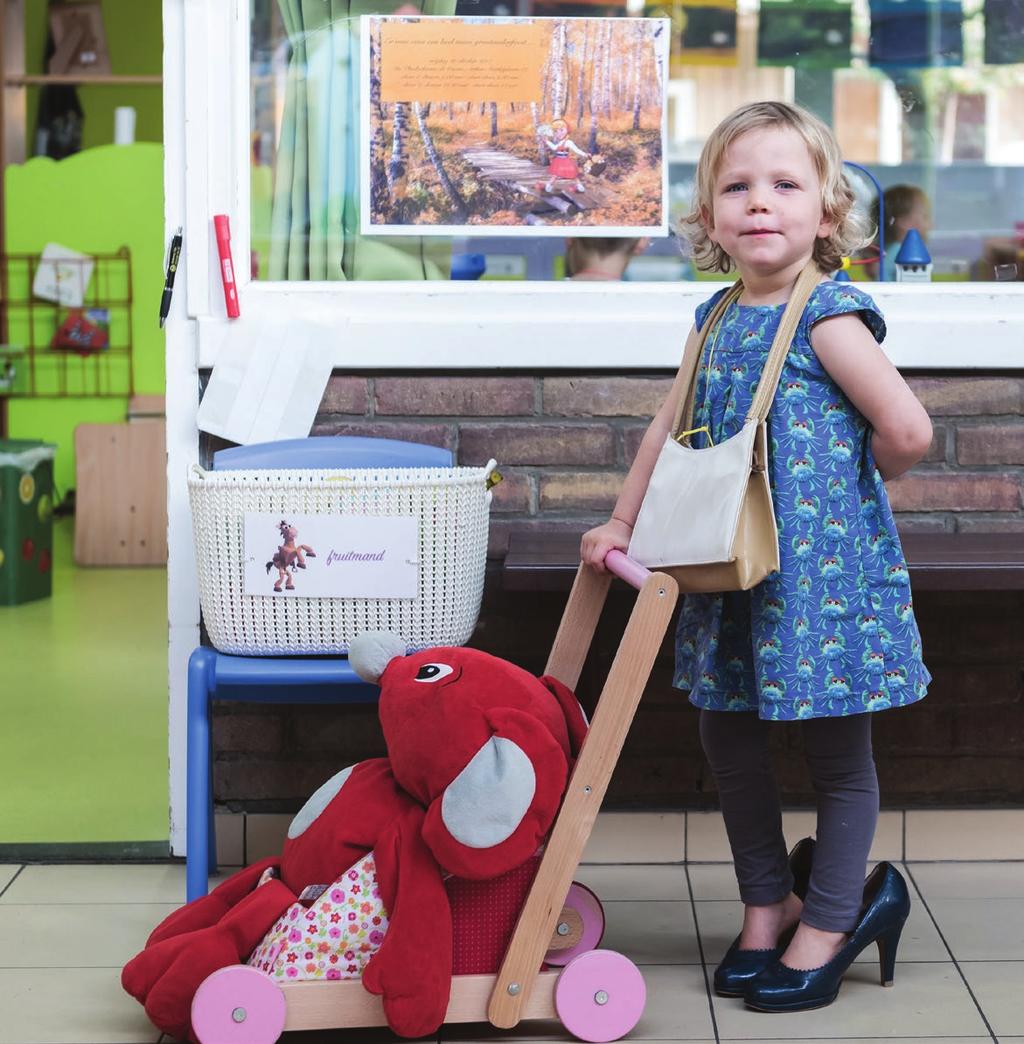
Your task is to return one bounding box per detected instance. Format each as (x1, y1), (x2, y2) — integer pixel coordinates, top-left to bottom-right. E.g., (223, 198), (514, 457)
(1, 859), (1021, 1044)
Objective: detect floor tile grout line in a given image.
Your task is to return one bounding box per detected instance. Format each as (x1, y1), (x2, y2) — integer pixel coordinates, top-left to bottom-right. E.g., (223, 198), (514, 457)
(685, 858), (1024, 865)
(601, 898), (691, 903)
(0, 866), (25, 901)
(903, 862), (999, 1044)
(683, 862), (722, 1044)
(0, 901), (188, 908)
(904, 858), (1024, 866)
(0, 964), (160, 970)
(8, 959), (1008, 971)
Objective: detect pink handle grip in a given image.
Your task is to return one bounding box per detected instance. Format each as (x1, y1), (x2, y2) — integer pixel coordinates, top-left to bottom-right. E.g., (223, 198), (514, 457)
(604, 549), (652, 590)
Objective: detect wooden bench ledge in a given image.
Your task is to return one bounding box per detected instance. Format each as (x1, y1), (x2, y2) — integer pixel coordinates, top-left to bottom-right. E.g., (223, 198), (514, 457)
(502, 531), (1024, 592)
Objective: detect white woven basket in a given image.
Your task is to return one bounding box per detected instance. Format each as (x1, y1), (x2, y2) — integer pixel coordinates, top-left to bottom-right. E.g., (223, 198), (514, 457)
(188, 461), (495, 655)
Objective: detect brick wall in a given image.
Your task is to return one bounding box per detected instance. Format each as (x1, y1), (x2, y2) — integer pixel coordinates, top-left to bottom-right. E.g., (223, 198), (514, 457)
(310, 373), (671, 554)
(210, 371), (1024, 812)
(310, 373), (1024, 541)
(889, 377), (1024, 532)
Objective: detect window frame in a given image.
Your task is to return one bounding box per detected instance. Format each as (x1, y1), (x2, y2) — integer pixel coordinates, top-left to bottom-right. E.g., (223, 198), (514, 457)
(181, 0), (1024, 372)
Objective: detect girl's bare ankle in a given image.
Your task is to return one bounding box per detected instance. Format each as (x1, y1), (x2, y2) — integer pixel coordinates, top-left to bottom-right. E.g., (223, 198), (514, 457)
(739, 893), (803, 950)
(781, 922), (847, 970)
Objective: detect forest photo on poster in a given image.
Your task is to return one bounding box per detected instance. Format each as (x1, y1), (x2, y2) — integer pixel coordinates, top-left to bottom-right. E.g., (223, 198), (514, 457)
(362, 15), (669, 236)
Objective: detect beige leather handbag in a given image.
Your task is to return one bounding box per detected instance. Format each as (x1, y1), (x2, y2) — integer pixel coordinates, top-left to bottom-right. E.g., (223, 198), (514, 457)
(628, 264), (821, 594)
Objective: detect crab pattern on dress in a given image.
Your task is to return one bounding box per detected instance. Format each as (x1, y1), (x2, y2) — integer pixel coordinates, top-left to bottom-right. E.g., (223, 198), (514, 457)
(674, 280), (930, 720)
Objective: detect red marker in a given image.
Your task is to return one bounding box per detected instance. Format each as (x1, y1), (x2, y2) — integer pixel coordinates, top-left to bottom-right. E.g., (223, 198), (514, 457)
(213, 214), (240, 318)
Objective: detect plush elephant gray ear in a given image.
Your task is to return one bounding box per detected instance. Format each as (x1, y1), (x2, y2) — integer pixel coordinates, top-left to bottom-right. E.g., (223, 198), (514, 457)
(287, 765), (355, 839)
(439, 737), (536, 849)
(348, 631), (406, 684)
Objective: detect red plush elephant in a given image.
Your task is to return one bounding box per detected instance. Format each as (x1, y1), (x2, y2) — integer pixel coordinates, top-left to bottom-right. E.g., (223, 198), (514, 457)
(122, 632), (588, 1041)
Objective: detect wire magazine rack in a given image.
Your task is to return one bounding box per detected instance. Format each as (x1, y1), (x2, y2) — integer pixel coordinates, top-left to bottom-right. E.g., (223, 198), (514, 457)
(0, 247), (134, 399)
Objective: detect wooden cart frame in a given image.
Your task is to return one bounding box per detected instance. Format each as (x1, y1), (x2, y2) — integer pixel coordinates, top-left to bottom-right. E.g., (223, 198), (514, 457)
(195, 552), (678, 1041)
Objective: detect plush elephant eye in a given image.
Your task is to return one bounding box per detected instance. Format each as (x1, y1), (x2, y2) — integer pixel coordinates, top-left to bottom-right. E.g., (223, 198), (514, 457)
(414, 663), (454, 683)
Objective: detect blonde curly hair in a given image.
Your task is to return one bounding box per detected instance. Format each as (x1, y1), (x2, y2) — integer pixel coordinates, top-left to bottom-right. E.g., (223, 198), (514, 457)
(680, 101), (872, 275)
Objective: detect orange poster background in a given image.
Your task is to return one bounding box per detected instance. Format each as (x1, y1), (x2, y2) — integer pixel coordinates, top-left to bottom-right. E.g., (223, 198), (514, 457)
(380, 20), (546, 103)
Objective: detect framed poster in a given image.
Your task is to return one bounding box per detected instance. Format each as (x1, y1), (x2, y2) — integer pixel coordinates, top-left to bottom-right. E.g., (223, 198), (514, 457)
(361, 15), (670, 237)
(984, 0), (1024, 64)
(758, 0), (852, 69)
(868, 0), (963, 69)
(661, 0), (739, 72)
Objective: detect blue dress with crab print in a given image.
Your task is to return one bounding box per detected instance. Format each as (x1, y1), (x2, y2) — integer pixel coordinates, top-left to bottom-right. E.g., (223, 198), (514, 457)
(674, 281), (931, 720)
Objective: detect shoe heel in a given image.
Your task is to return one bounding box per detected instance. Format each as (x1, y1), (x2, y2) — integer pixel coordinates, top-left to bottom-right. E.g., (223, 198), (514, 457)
(876, 921), (904, 987)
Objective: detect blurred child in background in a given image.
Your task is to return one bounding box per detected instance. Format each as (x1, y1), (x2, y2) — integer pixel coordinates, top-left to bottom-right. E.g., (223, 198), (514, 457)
(881, 184), (931, 280)
(566, 237), (651, 280)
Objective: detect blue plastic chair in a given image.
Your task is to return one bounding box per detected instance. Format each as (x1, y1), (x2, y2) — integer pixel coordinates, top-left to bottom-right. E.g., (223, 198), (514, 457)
(186, 436), (453, 901)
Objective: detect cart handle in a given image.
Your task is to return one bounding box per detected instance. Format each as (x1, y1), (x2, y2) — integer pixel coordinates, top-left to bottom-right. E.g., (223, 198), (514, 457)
(604, 549), (651, 590)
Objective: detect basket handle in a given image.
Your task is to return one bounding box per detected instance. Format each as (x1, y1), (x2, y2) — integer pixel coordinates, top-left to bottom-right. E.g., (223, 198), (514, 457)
(484, 458), (499, 502)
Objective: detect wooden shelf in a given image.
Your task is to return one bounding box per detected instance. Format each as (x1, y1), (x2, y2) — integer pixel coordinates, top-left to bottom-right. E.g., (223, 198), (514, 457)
(4, 74), (162, 87)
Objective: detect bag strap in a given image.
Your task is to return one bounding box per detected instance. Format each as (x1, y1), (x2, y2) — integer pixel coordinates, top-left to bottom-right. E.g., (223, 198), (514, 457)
(746, 263), (822, 424)
(672, 280), (742, 439)
(671, 262), (822, 440)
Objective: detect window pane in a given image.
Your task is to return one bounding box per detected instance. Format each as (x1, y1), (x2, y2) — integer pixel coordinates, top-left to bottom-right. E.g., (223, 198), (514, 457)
(250, 0), (1024, 283)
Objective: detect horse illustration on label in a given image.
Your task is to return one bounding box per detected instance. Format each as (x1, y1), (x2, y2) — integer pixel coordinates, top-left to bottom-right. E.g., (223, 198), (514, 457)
(266, 520), (317, 593)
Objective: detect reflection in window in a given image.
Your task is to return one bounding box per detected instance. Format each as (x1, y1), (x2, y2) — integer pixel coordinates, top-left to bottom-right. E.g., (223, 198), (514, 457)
(251, 0), (1024, 282)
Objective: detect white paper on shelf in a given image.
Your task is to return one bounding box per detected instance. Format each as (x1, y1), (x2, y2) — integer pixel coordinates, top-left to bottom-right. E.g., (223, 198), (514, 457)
(32, 243), (94, 307)
(196, 326), (334, 445)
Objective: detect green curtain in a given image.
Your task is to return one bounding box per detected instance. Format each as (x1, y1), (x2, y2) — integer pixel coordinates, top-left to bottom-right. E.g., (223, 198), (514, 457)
(269, 0), (456, 281)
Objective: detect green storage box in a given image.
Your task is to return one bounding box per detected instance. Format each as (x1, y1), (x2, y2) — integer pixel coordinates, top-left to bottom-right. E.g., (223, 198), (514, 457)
(0, 439), (57, 606)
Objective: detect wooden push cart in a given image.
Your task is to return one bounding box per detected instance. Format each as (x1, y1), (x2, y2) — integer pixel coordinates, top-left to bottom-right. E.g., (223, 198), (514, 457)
(189, 551), (679, 1043)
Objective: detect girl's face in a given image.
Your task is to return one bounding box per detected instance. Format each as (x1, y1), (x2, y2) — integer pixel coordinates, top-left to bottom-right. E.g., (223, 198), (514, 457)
(703, 126), (834, 278)
(554, 124), (568, 140)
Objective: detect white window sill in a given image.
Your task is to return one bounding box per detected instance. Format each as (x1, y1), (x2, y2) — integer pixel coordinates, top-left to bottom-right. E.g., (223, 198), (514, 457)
(194, 280), (1024, 371)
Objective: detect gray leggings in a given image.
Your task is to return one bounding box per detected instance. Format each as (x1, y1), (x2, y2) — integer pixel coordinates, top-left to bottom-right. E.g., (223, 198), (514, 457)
(699, 709), (879, 933)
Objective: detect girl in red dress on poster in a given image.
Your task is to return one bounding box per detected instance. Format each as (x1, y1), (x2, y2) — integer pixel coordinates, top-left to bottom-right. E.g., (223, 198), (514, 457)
(542, 118), (589, 194)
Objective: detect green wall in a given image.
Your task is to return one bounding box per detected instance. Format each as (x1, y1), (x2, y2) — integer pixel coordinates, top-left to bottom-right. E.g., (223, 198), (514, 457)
(4, 144), (166, 493)
(24, 0), (163, 151)
(4, 1), (164, 495)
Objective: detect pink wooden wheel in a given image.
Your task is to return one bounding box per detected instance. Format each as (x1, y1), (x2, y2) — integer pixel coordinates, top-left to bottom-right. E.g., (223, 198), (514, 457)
(191, 965), (286, 1044)
(545, 881), (606, 966)
(554, 949), (646, 1043)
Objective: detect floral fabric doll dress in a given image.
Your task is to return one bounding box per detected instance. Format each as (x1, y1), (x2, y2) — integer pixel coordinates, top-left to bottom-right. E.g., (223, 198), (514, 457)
(674, 282), (931, 721)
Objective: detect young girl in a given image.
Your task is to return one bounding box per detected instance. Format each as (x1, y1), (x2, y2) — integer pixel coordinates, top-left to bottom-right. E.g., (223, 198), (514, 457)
(582, 101), (933, 1012)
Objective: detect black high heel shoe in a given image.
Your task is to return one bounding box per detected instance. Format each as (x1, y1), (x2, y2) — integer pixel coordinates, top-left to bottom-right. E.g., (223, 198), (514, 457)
(743, 861), (911, 1013)
(713, 836), (815, 997)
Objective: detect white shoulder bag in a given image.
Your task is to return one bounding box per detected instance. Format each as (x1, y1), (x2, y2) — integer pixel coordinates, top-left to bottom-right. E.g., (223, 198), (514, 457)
(628, 263), (821, 593)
